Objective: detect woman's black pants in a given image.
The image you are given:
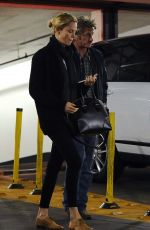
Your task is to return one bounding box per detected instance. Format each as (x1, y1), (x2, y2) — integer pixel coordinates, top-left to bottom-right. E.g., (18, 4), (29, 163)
(39, 120), (82, 208)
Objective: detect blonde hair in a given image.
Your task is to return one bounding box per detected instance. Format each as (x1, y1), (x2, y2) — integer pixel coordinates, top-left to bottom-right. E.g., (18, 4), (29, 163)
(49, 12), (77, 33)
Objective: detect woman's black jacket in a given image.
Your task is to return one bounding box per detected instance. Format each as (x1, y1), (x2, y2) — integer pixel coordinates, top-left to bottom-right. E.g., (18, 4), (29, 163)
(29, 36), (77, 134)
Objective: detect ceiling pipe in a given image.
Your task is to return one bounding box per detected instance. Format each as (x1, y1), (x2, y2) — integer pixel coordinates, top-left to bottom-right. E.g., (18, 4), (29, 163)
(0, 53), (33, 67)
(0, 1), (150, 11)
(0, 34), (51, 66)
(19, 34), (50, 45)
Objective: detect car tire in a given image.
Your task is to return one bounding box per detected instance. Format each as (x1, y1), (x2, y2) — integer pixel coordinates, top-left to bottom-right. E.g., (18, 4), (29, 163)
(92, 143), (124, 183)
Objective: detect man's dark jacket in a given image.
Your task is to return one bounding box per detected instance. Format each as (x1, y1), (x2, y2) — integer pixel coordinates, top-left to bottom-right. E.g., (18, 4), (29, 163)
(70, 45), (108, 104)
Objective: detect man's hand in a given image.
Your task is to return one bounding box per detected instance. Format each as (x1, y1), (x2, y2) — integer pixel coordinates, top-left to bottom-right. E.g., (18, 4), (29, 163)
(65, 102), (79, 113)
(84, 73), (97, 86)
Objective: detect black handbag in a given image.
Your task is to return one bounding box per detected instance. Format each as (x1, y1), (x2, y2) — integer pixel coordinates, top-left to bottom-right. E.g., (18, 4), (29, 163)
(68, 88), (112, 135)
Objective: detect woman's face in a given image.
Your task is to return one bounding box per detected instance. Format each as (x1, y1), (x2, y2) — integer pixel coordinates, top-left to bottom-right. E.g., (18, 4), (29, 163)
(57, 21), (77, 46)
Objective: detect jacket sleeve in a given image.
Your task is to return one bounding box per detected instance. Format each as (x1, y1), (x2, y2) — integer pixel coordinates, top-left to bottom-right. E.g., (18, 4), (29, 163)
(29, 52), (66, 110)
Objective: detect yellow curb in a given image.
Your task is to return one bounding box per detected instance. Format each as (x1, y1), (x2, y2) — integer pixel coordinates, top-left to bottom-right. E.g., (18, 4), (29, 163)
(0, 177), (150, 223)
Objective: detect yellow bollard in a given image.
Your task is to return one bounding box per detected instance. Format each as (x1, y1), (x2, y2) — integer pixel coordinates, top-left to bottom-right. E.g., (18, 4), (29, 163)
(8, 108), (24, 189)
(100, 112), (119, 209)
(31, 120), (44, 195)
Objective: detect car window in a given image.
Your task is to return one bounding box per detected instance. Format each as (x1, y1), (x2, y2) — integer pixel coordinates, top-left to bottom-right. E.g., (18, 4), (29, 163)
(95, 35), (150, 82)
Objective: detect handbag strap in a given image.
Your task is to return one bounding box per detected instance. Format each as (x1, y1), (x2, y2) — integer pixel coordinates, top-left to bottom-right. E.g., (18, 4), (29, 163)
(80, 85), (97, 101)
(80, 86), (103, 111)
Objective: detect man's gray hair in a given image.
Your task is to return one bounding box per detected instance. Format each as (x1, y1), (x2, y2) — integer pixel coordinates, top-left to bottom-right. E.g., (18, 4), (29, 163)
(76, 16), (96, 35)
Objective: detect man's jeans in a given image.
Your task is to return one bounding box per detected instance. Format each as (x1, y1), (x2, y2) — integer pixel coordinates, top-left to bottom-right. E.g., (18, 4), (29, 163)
(63, 135), (96, 211)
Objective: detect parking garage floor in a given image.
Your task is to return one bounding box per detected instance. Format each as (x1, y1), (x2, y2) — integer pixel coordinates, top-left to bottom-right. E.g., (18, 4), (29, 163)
(1, 168), (150, 230)
(1, 198), (150, 230)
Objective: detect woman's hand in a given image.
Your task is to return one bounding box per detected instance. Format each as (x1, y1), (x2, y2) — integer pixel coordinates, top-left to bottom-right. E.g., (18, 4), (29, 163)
(84, 74), (97, 86)
(65, 102), (79, 113)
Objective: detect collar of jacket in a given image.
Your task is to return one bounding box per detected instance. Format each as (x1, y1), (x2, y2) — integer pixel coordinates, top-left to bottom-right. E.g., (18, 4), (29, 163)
(47, 35), (73, 59)
(49, 35), (65, 48)
(71, 44), (91, 59)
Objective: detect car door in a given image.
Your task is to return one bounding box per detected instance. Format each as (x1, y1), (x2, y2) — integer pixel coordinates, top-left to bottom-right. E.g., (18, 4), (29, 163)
(94, 34), (150, 155)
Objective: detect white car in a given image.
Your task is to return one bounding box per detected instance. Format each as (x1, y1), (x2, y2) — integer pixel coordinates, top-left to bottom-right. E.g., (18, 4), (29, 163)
(92, 33), (150, 182)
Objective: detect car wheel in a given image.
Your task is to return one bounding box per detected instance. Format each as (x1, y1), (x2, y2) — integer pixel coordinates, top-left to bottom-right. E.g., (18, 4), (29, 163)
(91, 135), (124, 183)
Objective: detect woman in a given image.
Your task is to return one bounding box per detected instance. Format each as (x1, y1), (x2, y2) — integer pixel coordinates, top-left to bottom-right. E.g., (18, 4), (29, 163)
(29, 13), (93, 230)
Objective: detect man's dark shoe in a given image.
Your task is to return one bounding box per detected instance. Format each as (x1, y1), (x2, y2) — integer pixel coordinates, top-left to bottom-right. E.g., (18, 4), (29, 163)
(79, 209), (92, 220)
(65, 208), (92, 220)
(65, 208), (70, 220)
(144, 210), (150, 216)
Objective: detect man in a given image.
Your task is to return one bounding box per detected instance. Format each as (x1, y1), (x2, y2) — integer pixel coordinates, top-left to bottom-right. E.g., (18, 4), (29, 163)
(63, 16), (108, 220)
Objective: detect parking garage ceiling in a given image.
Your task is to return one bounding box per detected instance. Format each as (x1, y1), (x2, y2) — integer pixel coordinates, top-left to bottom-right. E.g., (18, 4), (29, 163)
(0, 0), (150, 67)
(0, 7), (92, 66)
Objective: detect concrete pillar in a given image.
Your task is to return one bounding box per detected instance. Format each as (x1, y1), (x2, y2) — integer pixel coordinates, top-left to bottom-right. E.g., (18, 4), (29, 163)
(103, 9), (118, 39)
(91, 10), (103, 42)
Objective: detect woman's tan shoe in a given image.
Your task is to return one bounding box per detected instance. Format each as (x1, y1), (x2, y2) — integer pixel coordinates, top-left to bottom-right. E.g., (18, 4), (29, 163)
(36, 216), (64, 229)
(69, 218), (93, 230)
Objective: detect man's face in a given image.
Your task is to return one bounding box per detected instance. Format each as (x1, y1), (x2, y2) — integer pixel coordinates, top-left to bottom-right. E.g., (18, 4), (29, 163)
(76, 28), (94, 48)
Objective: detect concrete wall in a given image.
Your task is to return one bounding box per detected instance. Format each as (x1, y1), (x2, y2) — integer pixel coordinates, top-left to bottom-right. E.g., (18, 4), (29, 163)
(0, 60), (51, 163)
